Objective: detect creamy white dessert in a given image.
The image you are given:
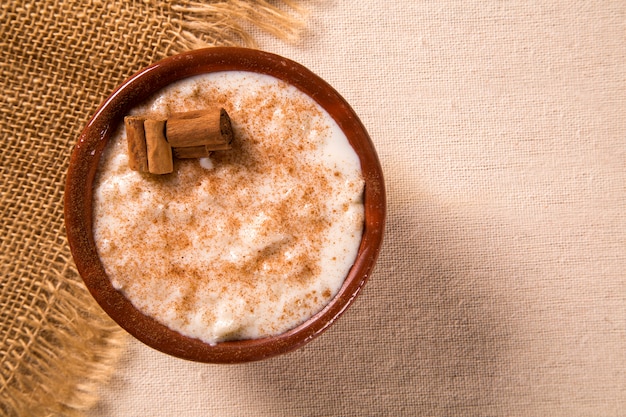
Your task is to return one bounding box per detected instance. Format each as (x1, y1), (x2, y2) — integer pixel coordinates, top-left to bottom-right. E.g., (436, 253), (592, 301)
(93, 71), (364, 345)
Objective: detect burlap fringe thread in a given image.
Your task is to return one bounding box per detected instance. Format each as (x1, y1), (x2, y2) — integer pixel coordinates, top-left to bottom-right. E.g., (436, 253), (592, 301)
(0, 1), (306, 416)
(169, 0), (307, 52)
(2, 263), (126, 417)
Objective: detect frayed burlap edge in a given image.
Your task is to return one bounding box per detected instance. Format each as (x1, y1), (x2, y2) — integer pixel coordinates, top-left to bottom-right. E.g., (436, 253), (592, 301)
(0, 1), (307, 416)
(1, 262), (127, 417)
(168, 0), (308, 52)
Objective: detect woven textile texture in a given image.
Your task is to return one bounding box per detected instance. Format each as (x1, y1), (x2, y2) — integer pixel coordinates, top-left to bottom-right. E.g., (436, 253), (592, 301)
(89, 1), (626, 416)
(0, 1), (304, 416)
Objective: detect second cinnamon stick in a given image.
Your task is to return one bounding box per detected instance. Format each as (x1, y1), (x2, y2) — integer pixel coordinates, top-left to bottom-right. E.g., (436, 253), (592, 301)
(165, 108), (233, 150)
(144, 119), (173, 175)
(173, 145), (212, 159)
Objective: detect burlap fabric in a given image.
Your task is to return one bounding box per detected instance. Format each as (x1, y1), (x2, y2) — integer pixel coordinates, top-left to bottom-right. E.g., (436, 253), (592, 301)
(0, 1), (304, 416)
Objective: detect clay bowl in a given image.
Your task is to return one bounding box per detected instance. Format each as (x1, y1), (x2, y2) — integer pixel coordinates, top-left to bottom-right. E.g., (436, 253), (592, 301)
(64, 47), (385, 363)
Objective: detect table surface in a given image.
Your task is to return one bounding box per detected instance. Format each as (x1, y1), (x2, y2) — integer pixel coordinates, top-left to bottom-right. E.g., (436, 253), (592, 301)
(87, 2), (626, 416)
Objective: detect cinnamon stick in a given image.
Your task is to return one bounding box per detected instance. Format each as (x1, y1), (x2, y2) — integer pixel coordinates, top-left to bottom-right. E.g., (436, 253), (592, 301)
(172, 145), (212, 159)
(124, 116), (148, 172)
(165, 108), (233, 150)
(144, 119), (173, 174)
(125, 108), (234, 173)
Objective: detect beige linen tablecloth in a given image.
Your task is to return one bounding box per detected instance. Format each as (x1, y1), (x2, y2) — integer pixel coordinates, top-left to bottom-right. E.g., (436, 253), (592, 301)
(88, 2), (626, 416)
(3, 1), (625, 416)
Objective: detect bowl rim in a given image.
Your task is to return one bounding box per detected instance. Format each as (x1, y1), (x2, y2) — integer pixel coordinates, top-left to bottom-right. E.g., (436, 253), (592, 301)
(64, 47), (386, 363)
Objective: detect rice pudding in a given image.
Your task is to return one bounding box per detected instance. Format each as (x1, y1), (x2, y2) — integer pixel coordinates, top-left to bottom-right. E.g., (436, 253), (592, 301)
(92, 71), (365, 345)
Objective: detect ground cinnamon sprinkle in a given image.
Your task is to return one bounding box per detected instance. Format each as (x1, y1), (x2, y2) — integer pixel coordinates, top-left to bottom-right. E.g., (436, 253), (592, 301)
(93, 72), (364, 344)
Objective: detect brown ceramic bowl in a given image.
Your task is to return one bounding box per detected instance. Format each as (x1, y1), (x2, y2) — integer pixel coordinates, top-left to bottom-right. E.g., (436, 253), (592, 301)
(64, 47), (385, 363)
